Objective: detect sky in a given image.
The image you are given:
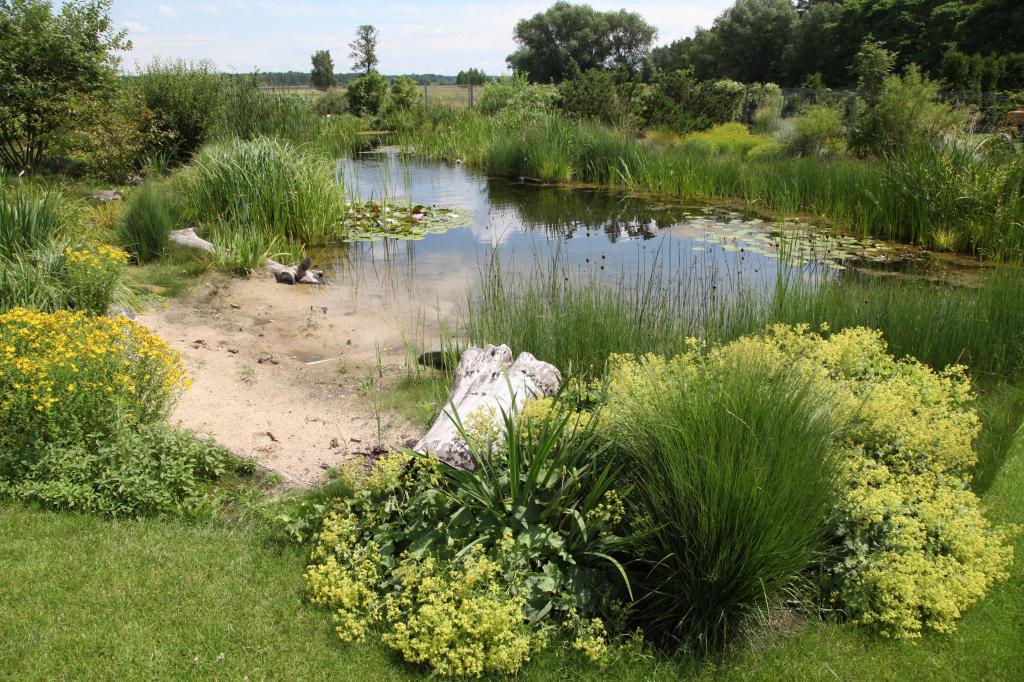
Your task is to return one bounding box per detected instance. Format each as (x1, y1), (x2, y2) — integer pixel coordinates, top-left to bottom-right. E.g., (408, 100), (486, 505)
(112, 1), (733, 75)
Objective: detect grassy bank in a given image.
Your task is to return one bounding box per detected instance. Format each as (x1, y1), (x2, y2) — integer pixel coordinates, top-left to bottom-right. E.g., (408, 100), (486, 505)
(397, 109), (1024, 258)
(2, 430), (1020, 681)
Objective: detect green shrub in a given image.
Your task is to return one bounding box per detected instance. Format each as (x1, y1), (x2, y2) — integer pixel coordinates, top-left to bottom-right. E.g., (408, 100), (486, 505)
(136, 58), (227, 162)
(605, 345), (840, 651)
(748, 82), (783, 135)
(60, 86), (162, 182)
(346, 72), (389, 117)
(178, 137), (344, 245)
(741, 326), (1013, 639)
(851, 66), (969, 156)
(0, 423), (240, 518)
(789, 104), (847, 156)
(306, 402), (626, 676)
(685, 122), (773, 156)
(0, 308), (188, 477)
(314, 88), (348, 116)
(476, 75), (557, 117)
(557, 69), (622, 124)
(118, 183), (179, 263)
(62, 244), (128, 314)
(388, 76), (421, 111)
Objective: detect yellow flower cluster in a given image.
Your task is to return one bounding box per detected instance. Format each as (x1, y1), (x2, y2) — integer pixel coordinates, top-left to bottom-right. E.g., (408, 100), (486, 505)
(571, 617), (610, 664)
(63, 244), (129, 314)
(307, 504), (536, 678)
(602, 324), (1013, 639)
(381, 549), (534, 678)
(0, 308), (187, 455)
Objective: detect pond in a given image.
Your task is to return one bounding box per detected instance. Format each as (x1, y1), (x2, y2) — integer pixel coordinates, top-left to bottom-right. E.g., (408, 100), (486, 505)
(315, 153), (901, 357)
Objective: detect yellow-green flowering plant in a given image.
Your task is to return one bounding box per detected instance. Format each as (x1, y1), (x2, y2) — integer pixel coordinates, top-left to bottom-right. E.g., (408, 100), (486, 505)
(0, 307), (188, 476)
(63, 244), (129, 314)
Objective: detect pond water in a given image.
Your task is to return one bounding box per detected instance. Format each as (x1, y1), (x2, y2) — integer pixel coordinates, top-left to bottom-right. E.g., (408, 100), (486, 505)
(316, 153), (897, 357)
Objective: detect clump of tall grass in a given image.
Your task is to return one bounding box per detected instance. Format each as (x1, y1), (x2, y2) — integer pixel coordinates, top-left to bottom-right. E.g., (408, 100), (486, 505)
(0, 179), (73, 259)
(118, 183), (179, 263)
(607, 353), (839, 651)
(178, 137), (344, 245)
(210, 223), (278, 276)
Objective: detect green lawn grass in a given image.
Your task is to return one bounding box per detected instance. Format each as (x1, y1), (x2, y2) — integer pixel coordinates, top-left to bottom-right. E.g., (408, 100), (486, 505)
(2, 437), (1021, 681)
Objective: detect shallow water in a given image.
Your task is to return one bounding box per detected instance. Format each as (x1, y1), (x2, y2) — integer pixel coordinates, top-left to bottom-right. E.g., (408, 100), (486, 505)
(318, 154), (894, 354)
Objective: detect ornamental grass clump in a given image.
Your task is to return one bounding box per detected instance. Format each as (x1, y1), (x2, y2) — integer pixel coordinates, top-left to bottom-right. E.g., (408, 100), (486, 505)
(604, 340), (842, 652)
(0, 308), (188, 476)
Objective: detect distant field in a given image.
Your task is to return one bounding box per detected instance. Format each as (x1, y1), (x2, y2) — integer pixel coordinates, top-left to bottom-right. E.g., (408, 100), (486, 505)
(258, 84), (479, 108)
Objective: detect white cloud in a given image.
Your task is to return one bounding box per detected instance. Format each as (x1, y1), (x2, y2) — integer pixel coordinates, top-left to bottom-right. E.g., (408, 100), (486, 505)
(124, 21), (151, 34)
(157, 5), (177, 18)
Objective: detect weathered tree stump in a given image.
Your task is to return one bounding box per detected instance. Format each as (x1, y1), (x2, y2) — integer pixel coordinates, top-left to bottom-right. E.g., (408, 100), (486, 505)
(169, 228), (324, 284)
(414, 344), (561, 470)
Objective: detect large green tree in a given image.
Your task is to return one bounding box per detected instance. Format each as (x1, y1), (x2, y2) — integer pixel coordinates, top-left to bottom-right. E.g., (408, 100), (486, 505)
(507, 2), (657, 83)
(0, 0), (128, 172)
(696, 0), (799, 83)
(310, 49), (337, 89)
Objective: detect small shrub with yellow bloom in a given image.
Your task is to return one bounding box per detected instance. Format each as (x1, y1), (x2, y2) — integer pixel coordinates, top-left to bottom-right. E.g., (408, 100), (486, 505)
(0, 307), (188, 476)
(63, 244), (129, 314)
(603, 325), (1013, 640)
(306, 401), (625, 678)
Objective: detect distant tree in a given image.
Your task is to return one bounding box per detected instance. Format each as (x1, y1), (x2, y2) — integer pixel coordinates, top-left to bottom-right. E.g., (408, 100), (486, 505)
(0, 0), (129, 172)
(507, 2), (657, 83)
(310, 49), (337, 89)
(456, 68), (487, 85)
(349, 25), (379, 74)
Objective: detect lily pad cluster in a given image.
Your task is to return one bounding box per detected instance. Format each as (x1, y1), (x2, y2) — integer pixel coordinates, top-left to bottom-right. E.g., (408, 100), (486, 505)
(681, 214), (892, 270)
(340, 201), (467, 242)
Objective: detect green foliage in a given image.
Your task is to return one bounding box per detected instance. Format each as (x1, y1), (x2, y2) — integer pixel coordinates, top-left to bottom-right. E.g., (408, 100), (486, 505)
(851, 38), (897, 95)
(136, 58), (227, 162)
(349, 25), (379, 74)
(508, 1), (657, 83)
(310, 49), (337, 89)
(0, 423), (240, 518)
(388, 76), (421, 111)
(313, 88), (348, 116)
(0, 179), (70, 259)
(747, 82), (783, 135)
(306, 402), (627, 676)
(346, 71), (389, 117)
(605, 345), (839, 651)
(683, 122), (775, 156)
(641, 71), (744, 133)
(59, 85), (162, 182)
(0, 307), (187, 478)
(696, 0), (798, 84)
(0, 0), (128, 172)
(210, 223), (279, 276)
(178, 137), (344, 245)
(557, 69), (624, 125)
(117, 182), (178, 263)
(852, 66), (969, 156)
(476, 76), (558, 118)
(789, 104), (847, 156)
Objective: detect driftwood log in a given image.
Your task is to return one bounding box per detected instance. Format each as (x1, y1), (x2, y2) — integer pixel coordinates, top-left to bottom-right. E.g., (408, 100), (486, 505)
(169, 228), (324, 284)
(414, 344), (561, 470)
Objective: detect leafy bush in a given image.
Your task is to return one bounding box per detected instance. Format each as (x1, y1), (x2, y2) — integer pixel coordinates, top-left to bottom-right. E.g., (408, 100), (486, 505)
(118, 183), (179, 263)
(789, 104), (847, 156)
(851, 66), (969, 157)
(642, 72), (744, 133)
(306, 403), (626, 676)
(136, 58), (227, 162)
(60, 87), (163, 182)
(0, 423), (239, 518)
(0, 307), (188, 475)
(476, 76), (557, 118)
(388, 76), (421, 111)
(314, 88), (348, 116)
(178, 137), (344, 245)
(738, 326), (1013, 638)
(62, 244), (128, 314)
(747, 82), (783, 135)
(604, 344), (840, 651)
(346, 72), (389, 117)
(557, 69), (623, 124)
